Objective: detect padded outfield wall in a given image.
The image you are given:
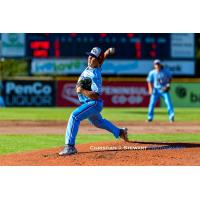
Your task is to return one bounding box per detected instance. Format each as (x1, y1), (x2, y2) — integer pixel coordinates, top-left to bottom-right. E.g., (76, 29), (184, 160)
(1, 77), (200, 107)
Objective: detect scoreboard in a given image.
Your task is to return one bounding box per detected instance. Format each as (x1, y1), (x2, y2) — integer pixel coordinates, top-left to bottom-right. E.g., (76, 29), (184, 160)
(26, 33), (194, 60)
(0, 33), (195, 76)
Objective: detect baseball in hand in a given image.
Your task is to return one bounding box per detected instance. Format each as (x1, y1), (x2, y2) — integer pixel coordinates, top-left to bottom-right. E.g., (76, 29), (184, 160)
(109, 48), (115, 55)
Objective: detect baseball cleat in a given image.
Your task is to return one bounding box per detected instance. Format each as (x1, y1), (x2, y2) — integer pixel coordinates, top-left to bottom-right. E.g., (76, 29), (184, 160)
(146, 119), (153, 122)
(59, 144), (77, 156)
(119, 128), (128, 142)
(170, 117), (175, 123)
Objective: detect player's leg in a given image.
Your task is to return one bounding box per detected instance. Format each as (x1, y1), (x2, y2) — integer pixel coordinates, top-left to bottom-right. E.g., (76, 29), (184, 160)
(88, 113), (120, 138)
(88, 113), (128, 141)
(161, 92), (175, 122)
(0, 96), (5, 107)
(59, 101), (101, 155)
(147, 90), (159, 121)
(65, 101), (101, 145)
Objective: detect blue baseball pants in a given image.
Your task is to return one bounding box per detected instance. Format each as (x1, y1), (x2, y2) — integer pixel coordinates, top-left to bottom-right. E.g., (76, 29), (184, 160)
(65, 100), (120, 145)
(148, 89), (174, 121)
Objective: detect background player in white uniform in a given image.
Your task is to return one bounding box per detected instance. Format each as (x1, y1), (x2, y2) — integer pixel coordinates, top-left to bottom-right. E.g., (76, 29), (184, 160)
(59, 47), (128, 156)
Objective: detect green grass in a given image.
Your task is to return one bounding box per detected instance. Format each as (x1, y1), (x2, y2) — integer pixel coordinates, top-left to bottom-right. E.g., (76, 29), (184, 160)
(0, 134), (200, 155)
(0, 134), (113, 155)
(0, 107), (200, 155)
(0, 107), (200, 121)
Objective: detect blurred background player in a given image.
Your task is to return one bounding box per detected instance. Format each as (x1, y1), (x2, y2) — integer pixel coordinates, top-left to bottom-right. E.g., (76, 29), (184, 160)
(147, 59), (175, 122)
(59, 47), (128, 156)
(0, 80), (5, 107)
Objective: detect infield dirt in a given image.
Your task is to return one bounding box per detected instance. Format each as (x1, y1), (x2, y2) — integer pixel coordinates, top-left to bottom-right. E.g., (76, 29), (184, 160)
(0, 141), (200, 166)
(0, 120), (200, 134)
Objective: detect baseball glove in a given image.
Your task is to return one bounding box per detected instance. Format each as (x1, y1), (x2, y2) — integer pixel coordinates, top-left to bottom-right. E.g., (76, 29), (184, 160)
(76, 77), (92, 91)
(162, 85), (170, 92)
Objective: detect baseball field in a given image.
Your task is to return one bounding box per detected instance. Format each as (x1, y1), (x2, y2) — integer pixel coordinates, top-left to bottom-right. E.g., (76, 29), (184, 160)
(0, 107), (200, 166)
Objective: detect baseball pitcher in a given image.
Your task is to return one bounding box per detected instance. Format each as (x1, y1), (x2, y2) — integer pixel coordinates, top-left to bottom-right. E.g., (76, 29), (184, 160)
(147, 59), (175, 122)
(59, 47), (128, 156)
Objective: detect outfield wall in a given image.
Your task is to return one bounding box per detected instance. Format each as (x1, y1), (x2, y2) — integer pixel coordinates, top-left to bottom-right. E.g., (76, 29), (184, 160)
(2, 80), (55, 107)
(1, 77), (200, 107)
(56, 80), (156, 107)
(160, 83), (200, 107)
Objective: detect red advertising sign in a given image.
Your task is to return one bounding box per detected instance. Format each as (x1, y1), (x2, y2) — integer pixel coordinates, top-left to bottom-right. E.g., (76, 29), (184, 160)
(56, 80), (160, 107)
(56, 80), (80, 107)
(102, 81), (158, 107)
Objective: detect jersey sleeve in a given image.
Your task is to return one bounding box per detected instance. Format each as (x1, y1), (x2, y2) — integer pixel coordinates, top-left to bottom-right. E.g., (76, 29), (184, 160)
(146, 70), (154, 83)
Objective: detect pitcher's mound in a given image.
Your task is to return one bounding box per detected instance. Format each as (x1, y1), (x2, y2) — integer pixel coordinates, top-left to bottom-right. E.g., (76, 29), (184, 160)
(1, 141), (200, 166)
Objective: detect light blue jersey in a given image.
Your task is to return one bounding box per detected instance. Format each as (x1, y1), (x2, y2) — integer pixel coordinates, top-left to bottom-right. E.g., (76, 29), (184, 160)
(147, 67), (172, 90)
(77, 66), (102, 103)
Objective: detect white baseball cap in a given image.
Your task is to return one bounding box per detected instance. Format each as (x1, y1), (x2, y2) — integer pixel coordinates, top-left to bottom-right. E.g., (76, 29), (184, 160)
(153, 59), (162, 65)
(86, 47), (104, 61)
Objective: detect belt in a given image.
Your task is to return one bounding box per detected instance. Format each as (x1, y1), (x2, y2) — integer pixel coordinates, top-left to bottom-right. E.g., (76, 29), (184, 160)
(81, 99), (102, 104)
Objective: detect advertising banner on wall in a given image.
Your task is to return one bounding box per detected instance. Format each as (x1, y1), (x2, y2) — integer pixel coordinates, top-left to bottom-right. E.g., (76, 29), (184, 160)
(161, 83), (200, 107)
(31, 59), (195, 76)
(56, 81), (80, 106)
(3, 80), (55, 107)
(56, 80), (160, 107)
(101, 81), (154, 107)
(31, 59), (87, 75)
(163, 60), (195, 75)
(1, 33), (25, 57)
(103, 60), (195, 75)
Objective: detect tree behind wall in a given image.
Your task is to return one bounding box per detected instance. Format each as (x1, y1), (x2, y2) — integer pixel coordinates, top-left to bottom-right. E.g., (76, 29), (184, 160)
(0, 59), (28, 78)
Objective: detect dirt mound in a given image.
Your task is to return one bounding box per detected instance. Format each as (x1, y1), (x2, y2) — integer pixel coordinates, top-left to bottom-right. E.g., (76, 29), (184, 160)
(0, 120), (200, 134)
(1, 141), (200, 166)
